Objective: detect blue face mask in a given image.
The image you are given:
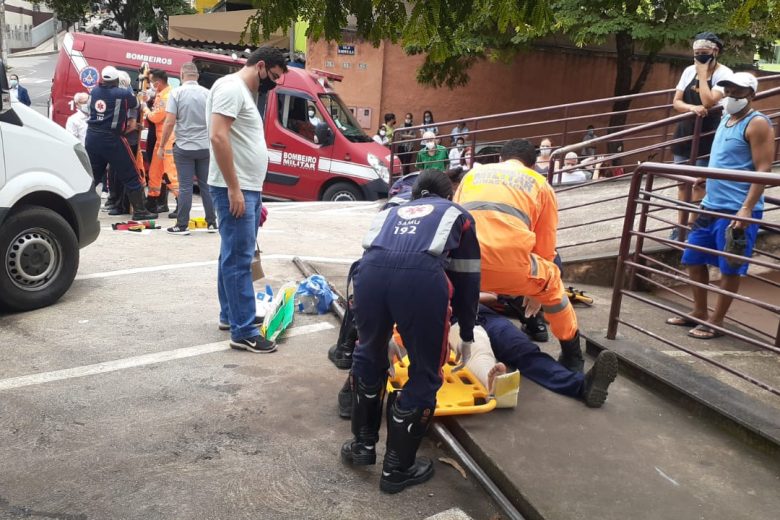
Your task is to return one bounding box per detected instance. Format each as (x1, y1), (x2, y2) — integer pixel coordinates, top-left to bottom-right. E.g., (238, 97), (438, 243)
(9, 79), (18, 88)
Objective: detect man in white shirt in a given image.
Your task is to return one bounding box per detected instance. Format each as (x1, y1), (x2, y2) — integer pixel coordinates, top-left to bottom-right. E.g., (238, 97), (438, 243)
(208, 46), (287, 354)
(160, 62), (217, 235)
(65, 92), (89, 145)
(556, 152), (590, 185)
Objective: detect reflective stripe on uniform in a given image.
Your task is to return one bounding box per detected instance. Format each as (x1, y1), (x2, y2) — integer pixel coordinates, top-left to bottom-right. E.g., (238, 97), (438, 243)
(427, 206), (463, 256)
(447, 258), (481, 273)
(362, 208), (393, 249)
(530, 254), (538, 277)
(461, 201), (531, 228)
(543, 294), (570, 314)
(110, 101), (122, 130)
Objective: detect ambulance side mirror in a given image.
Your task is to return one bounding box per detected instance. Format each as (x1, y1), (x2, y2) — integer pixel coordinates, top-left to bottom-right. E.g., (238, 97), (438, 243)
(0, 62), (10, 114)
(315, 122), (334, 147)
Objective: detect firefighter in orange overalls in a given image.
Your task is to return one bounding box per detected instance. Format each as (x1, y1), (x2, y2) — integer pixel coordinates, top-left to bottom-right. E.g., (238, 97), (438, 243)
(454, 138), (585, 372)
(145, 68), (178, 215)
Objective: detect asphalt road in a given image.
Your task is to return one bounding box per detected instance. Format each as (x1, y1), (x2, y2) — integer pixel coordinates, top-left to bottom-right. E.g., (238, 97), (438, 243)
(0, 199), (499, 520)
(7, 52), (57, 116)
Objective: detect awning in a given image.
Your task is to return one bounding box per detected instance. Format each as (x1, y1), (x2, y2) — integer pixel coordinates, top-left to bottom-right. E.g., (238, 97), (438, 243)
(167, 10), (289, 48)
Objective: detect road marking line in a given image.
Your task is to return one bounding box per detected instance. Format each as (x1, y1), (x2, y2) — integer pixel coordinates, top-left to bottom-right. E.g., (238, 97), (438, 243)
(661, 350), (776, 359)
(76, 260), (217, 280)
(75, 254), (357, 280)
(0, 322), (335, 391)
(282, 322), (335, 337)
(654, 467), (680, 487)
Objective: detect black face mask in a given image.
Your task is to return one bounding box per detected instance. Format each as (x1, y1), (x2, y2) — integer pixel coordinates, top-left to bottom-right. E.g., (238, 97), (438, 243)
(259, 76), (277, 94)
(694, 54), (713, 64)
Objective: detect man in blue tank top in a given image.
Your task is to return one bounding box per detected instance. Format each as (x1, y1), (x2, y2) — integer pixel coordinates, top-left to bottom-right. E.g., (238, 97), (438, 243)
(669, 72), (775, 339)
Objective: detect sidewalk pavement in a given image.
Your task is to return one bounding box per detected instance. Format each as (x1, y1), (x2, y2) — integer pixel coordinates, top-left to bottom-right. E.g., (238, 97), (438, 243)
(9, 31), (66, 58)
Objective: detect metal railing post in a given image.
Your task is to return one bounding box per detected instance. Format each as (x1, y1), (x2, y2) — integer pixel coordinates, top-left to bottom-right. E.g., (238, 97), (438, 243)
(607, 167), (645, 339)
(628, 173), (655, 291)
(562, 106), (570, 149)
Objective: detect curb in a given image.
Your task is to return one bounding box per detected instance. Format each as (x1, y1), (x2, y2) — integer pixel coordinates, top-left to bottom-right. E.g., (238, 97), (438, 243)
(9, 50), (60, 58)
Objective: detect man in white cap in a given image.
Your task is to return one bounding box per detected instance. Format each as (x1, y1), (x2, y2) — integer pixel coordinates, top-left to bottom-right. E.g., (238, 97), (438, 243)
(668, 72), (775, 339)
(85, 65), (158, 220)
(65, 92), (89, 145)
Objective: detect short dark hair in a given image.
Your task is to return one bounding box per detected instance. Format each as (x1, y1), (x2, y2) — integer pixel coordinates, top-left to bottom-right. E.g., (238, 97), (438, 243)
(384, 112), (396, 123)
(246, 46), (289, 73)
(150, 69), (168, 82)
(412, 169), (453, 200)
(500, 139), (537, 168)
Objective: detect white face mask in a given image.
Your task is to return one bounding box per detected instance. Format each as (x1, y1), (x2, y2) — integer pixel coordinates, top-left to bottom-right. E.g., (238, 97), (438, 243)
(540, 146), (551, 155)
(724, 96), (749, 115)
(308, 110), (315, 117)
(379, 130), (386, 137)
(426, 141), (436, 150)
(10, 79), (18, 88)
(78, 104), (90, 115)
(456, 144), (464, 150)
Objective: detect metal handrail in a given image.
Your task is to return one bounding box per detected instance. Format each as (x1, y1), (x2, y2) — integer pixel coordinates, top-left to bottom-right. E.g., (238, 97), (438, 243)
(607, 161), (780, 397)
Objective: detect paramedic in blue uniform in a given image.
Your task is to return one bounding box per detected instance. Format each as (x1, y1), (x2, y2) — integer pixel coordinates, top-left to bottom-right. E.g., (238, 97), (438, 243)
(341, 169), (481, 494)
(85, 66), (157, 221)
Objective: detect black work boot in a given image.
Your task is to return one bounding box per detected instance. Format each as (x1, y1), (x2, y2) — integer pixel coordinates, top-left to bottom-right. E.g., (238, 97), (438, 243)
(129, 190), (158, 221)
(380, 392), (435, 494)
(145, 193), (158, 214)
(168, 197), (179, 219)
(155, 183), (170, 213)
(558, 331), (585, 373)
(329, 302), (357, 369)
(341, 375), (386, 466)
(582, 350), (618, 408)
(520, 311), (549, 342)
(338, 375), (352, 419)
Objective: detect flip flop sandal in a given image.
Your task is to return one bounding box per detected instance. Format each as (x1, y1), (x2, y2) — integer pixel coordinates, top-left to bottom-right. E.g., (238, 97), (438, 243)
(687, 324), (725, 340)
(665, 316), (698, 327)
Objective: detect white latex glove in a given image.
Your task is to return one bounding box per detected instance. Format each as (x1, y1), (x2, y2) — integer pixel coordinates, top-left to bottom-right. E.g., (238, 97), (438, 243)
(523, 296), (542, 318)
(387, 338), (406, 378)
(452, 339), (473, 373)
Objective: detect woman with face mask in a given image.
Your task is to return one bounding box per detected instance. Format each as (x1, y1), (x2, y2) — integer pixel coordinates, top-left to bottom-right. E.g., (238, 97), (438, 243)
(533, 138), (560, 175)
(307, 105), (321, 126)
(419, 110), (438, 137)
(670, 32), (733, 239)
(396, 113), (417, 173)
(373, 126), (389, 146)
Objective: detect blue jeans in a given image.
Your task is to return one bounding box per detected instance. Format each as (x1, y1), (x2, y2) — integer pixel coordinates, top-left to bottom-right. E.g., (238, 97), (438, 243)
(210, 186), (263, 341)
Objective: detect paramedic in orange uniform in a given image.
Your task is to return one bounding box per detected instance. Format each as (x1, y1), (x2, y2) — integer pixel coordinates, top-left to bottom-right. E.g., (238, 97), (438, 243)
(145, 69), (178, 207)
(454, 138), (585, 372)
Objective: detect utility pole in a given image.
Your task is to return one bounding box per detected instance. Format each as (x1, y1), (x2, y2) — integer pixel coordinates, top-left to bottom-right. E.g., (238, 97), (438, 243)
(52, 12), (58, 51)
(0, 1), (7, 65)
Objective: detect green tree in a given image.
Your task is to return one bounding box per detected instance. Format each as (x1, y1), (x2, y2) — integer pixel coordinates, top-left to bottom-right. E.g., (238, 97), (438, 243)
(34, 0), (194, 41)
(245, 1), (778, 134)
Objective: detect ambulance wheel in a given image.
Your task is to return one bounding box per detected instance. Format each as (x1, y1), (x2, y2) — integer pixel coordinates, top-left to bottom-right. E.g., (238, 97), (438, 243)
(0, 206), (79, 312)
(322, 182), (363, 202)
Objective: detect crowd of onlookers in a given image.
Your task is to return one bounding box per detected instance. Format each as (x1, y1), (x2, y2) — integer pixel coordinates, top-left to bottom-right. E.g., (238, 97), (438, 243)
(375, 108), (622, 186)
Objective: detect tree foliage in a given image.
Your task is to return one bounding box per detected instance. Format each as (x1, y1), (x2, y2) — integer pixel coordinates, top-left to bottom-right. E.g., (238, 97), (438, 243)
(34, 0), (194, 41)
(245, 0), (779, 93)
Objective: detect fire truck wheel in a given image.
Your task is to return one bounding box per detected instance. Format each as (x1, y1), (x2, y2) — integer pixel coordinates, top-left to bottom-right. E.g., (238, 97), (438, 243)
(322, 182), (363, 202)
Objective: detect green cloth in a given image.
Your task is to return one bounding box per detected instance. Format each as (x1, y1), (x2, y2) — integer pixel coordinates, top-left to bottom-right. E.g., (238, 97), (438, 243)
(416, 145), (449, 171)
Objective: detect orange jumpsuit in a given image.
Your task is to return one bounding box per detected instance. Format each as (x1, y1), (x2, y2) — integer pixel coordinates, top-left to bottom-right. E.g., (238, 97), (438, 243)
(146, 84), (178, 197)
(454, 159), (578, 342)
